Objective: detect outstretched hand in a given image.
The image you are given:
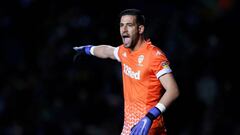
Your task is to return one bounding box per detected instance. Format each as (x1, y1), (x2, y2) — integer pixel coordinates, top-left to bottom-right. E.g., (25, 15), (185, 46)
(73, 45), (92, 55)
(73, 45), (93, 62)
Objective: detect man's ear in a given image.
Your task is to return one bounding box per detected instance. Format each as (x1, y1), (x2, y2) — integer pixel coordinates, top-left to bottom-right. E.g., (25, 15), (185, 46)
(138, 25), (144, 34)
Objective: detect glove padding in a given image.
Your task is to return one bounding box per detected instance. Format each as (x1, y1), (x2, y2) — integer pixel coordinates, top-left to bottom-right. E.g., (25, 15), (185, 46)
(130, 107), (161, 135)
(73, 45), (93, 62)
(130, 116), (152, 135)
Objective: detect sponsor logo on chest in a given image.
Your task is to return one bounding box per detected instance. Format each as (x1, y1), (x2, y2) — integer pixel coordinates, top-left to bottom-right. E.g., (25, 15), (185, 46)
(123, 64), (141, 80)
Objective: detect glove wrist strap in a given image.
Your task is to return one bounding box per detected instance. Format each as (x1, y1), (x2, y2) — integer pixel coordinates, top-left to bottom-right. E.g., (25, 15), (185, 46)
(90, 46), (95, 55)
(84, 45), (93, 56)
(155, 103), (166, 113)
(146, 112), (156, 121)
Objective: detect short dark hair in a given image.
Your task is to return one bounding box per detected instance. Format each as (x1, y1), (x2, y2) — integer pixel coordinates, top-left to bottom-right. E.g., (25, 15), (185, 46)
(119, 9), (145, 26)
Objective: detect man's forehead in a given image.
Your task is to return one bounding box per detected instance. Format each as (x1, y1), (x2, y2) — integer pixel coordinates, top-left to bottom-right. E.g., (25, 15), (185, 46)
(120, 15), (137, 23)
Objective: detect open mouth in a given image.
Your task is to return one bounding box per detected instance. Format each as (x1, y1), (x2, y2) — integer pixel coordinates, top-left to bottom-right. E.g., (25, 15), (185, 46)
(122, 35), (130, 45)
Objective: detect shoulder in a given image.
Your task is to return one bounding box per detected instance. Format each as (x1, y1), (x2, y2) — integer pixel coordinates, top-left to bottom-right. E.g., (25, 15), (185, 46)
(114, 44), (127, 62)
(118, 44), (126, 50)
(117, 44), (130, 54)
(146, 42), (167, 58)
(114, 44), (125, 52)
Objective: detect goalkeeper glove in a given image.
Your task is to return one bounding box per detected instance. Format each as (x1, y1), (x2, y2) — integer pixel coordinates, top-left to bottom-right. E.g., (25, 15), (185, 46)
(130, 103), (166, 135)
(73, 45), (93, 62)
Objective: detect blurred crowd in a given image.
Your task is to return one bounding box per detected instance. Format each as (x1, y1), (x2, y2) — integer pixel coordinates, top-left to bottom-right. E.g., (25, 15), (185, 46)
(0, 0), (238, 135)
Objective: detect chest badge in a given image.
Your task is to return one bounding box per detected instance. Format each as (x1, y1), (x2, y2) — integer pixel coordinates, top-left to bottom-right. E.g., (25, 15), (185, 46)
(137, 55), (144, 66)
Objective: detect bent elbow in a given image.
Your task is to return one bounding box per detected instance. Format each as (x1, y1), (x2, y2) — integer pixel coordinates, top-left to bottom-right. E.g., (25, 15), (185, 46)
(173, 88), (180, 100)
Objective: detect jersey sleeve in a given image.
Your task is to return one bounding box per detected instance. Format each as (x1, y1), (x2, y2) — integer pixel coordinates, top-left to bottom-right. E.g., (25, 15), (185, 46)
(113, 46), (122, 62)
(151, 49), (172, 79)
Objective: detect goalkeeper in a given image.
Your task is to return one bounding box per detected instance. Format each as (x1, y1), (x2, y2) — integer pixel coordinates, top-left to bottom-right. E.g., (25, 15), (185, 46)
(73, 9), (179, 135)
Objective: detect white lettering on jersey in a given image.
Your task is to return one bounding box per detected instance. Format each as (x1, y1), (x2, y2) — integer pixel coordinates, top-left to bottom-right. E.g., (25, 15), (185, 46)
(123, 64), (140, 80)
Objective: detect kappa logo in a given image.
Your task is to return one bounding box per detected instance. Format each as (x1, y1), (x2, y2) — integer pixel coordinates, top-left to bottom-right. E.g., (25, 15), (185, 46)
(156, 50), (162, 56)
(123, 64), (141, 80)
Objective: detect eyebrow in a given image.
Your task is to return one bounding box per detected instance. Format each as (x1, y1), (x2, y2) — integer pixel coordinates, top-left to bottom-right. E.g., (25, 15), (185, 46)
(120, 22), (134, 25)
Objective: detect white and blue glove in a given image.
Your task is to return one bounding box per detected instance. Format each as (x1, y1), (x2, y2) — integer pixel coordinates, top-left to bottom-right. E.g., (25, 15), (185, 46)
(130, 103), (166, 135)
(73, 45), (93, 62)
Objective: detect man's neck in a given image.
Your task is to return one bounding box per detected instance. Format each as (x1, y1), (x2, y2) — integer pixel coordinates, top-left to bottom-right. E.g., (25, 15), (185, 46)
(132, 37), (145, 52)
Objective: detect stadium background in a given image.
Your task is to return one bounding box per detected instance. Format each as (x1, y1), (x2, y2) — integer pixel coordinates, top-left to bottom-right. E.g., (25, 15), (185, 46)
(0, 0), (238, 135)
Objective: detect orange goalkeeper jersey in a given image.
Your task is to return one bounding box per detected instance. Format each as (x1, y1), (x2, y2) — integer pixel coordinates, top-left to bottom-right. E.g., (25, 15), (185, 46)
(114, 40), (172, 135)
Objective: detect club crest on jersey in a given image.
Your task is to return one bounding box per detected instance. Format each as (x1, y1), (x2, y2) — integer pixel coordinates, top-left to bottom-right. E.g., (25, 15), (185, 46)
(137, 55), (144, 66)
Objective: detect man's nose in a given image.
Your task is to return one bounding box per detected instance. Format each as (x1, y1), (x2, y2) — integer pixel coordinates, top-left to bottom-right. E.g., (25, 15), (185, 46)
(122, 26), (128, 32)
